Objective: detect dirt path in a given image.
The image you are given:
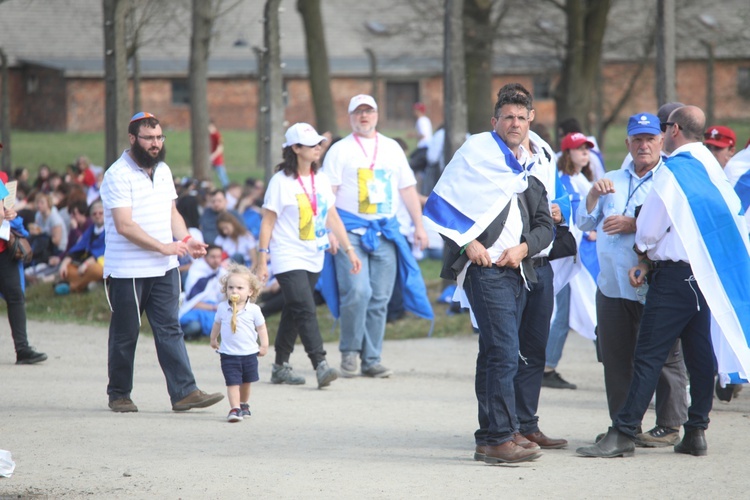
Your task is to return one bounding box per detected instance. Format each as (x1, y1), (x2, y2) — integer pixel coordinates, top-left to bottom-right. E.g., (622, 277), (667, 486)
(1, 319), (748, 499)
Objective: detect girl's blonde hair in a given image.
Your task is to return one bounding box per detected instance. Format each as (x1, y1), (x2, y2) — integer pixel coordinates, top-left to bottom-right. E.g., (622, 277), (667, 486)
(220, 263), (263, 302)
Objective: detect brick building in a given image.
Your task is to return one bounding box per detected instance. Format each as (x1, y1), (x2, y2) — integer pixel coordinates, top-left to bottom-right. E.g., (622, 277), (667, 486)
(1, 0), (749, 133)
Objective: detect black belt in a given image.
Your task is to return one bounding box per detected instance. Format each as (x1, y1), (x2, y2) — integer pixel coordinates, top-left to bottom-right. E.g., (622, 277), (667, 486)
(533, 257), (549, 268)
(652, 260), (690, 269)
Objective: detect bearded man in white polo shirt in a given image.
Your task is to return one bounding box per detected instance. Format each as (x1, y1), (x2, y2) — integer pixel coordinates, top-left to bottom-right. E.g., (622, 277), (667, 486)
(100, 112), (223, 413)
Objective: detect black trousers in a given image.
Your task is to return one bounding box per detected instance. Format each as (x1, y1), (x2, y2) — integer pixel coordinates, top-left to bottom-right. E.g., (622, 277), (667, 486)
(0, 249), (30, 354)
(274, 269), (326, 369)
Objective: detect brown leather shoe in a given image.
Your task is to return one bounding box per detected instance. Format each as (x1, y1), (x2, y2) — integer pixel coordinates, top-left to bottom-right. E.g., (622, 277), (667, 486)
(484, 440), (542, 464)
(513, 432), (541, 450)
(524, 430), (568, 449)
(474, 445), (486, 461)
(172, 389), (224, 412)
(109, 398), (138, 413)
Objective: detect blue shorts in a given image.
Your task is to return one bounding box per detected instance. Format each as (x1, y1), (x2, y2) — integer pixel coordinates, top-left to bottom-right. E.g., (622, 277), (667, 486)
(220, 353), (260, 386)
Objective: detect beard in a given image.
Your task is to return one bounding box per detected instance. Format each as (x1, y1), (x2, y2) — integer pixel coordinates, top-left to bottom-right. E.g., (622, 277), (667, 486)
(131, 139), (166, 169)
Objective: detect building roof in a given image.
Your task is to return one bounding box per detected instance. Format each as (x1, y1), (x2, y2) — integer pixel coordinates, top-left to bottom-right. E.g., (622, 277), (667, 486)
(1, 0), (748, 78)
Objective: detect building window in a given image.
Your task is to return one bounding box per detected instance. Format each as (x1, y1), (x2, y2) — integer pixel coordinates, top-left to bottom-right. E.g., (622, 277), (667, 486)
(172, 79), (189, 105)
(533, 75), (552, 99)
(385, 81), (419, 125)
(738, 67), (750, 100)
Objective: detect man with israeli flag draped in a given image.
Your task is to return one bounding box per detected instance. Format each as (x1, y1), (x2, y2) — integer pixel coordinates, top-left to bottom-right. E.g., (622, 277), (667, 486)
(424, 84), (554, 464)
(578, 106), (750, 459)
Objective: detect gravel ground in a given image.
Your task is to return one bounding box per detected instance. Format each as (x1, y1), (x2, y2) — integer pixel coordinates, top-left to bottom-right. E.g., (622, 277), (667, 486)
(1, 319), (748, 499)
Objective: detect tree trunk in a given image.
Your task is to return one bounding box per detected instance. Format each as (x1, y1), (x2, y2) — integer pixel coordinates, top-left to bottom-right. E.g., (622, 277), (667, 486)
(297, 0), (336, 136)
(259, 0), (284, 183)
(554, 0), (611, 133)
(444, 0), (467, 162)
(0, 48), (10, 173)
(463, 0), (493, 134)
(131, 51), (141, 114)
(365, 48), (378, 98)
(189, 0), (212, 182)
(103, 0), (130, 168)
(655, 0), (676, 106)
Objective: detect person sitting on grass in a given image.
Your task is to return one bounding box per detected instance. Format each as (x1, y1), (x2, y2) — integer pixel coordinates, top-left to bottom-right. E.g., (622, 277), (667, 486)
(55, 200), (106, 294)
(179, 244), (226, 340)
(209, 263), (269, 423)
(215, 211), (257, 266)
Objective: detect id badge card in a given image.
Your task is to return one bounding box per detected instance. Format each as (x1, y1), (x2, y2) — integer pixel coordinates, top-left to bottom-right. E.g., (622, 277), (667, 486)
(314, 217), (330, 251)
(367, 178), (387, 204)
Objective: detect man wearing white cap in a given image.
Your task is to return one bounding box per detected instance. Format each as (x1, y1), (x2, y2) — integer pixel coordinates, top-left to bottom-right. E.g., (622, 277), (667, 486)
(322, 95), (428, 378)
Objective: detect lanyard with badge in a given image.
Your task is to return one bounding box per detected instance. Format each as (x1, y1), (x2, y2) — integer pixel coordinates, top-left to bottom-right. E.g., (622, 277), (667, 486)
(354, 134), (387, 204)
(297, 173), (330, 250)
(621, 172), (651, 216)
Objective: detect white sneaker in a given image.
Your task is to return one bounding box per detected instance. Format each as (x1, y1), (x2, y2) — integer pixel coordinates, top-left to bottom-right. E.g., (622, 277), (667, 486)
(340, 352), (359, 378)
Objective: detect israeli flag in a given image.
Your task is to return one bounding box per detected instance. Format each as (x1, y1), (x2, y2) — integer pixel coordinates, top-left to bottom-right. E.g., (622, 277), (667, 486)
(724, 146), (750, 233)
(658, 146), (750, 384)
(423, 131), (528, 247)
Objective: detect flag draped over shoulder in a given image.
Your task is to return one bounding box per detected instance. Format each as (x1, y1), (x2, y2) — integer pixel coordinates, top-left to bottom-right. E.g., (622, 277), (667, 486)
(551, 173), (598, 340)
(423, 131), (528, 248)
(658, 149), (750, 383)
(724, 146), (750, 234)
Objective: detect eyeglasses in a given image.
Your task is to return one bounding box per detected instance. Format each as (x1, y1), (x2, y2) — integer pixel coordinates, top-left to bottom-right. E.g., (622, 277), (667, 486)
(298, 142), (323, 148)
(138, 135), (166, 143)
(351, 108), (377, 116)
(660, 122), (679, 133)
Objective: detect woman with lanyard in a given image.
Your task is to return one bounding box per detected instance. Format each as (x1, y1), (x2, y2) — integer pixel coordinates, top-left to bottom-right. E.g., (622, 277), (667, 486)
(255, 123), (362, 389)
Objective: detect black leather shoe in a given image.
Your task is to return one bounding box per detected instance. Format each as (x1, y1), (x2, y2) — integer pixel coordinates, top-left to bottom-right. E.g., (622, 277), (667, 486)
(576, 427), (634, 458)
(674, 428), (707, 456)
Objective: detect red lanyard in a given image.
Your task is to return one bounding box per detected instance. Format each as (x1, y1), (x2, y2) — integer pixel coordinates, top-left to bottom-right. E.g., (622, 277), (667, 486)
(353, 134), (379, 170)
(297, 173), (317, 215)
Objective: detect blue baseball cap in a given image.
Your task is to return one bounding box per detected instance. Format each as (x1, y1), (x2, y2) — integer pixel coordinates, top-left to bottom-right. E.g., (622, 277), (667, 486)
(627, 113), (661, 136)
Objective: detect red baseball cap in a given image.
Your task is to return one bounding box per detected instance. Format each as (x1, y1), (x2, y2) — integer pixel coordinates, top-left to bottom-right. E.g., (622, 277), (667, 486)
(704, 125), (736, 149)
(561, 132), (594, 152)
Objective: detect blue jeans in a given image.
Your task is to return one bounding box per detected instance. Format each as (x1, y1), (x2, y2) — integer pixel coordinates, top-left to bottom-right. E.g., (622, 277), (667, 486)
(546, 283), (570, 368)
(334, 232), (397, 369)
(214, 164), (230, 188)
(614, 266), (713, 437)
(464, 264), (526, 446)
(515, 262), (554, 435)
(107, 268), (199, 405)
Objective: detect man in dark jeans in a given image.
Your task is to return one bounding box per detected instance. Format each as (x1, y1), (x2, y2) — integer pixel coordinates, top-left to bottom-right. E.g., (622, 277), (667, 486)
(426, 84), (554, 464)
(100, 112), (223, 413)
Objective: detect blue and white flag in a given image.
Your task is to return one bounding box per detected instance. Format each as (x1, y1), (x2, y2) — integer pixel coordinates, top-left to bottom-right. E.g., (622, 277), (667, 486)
(423, 131), (528, 248)
(724, 146), (750, 234)
(657, 146), (750, 383)
(552, 172), (599, 340)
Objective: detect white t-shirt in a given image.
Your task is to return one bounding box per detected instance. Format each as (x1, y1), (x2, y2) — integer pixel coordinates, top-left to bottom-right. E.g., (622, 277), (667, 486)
(214, 300), (265, 356)
(214, 233), (256, 262)
(322, 133), (416, 221)
(100, 150), (178, 278)
(416, 116), (433, 149)
(35, 206), (68, 251)
(263, 170), (336, 274)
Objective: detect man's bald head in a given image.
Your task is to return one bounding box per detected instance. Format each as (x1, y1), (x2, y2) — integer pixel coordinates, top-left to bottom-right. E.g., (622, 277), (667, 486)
(669, 106), (705, 142)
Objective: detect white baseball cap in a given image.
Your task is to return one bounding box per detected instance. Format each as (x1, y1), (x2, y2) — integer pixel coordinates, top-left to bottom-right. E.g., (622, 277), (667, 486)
(283, 123), (327, 148)
(348, 94), (378, 114)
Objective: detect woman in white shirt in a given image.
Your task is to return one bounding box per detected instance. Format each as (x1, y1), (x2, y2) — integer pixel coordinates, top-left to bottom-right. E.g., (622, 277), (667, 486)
(255, 123), (361, 389)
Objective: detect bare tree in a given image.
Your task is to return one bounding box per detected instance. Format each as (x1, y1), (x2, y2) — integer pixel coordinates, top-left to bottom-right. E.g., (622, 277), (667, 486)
(103, 0), (131, 168)
(553, 0), (612, 133)
(189, 0), (212, 181)
(297, 0), (336, 136)
(444, 0), (467, 162)
(0, 48), (10, 173)
(463, 0), (511, 133)
(655, 0), (676, 107)
(257, 0), (284, 183)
